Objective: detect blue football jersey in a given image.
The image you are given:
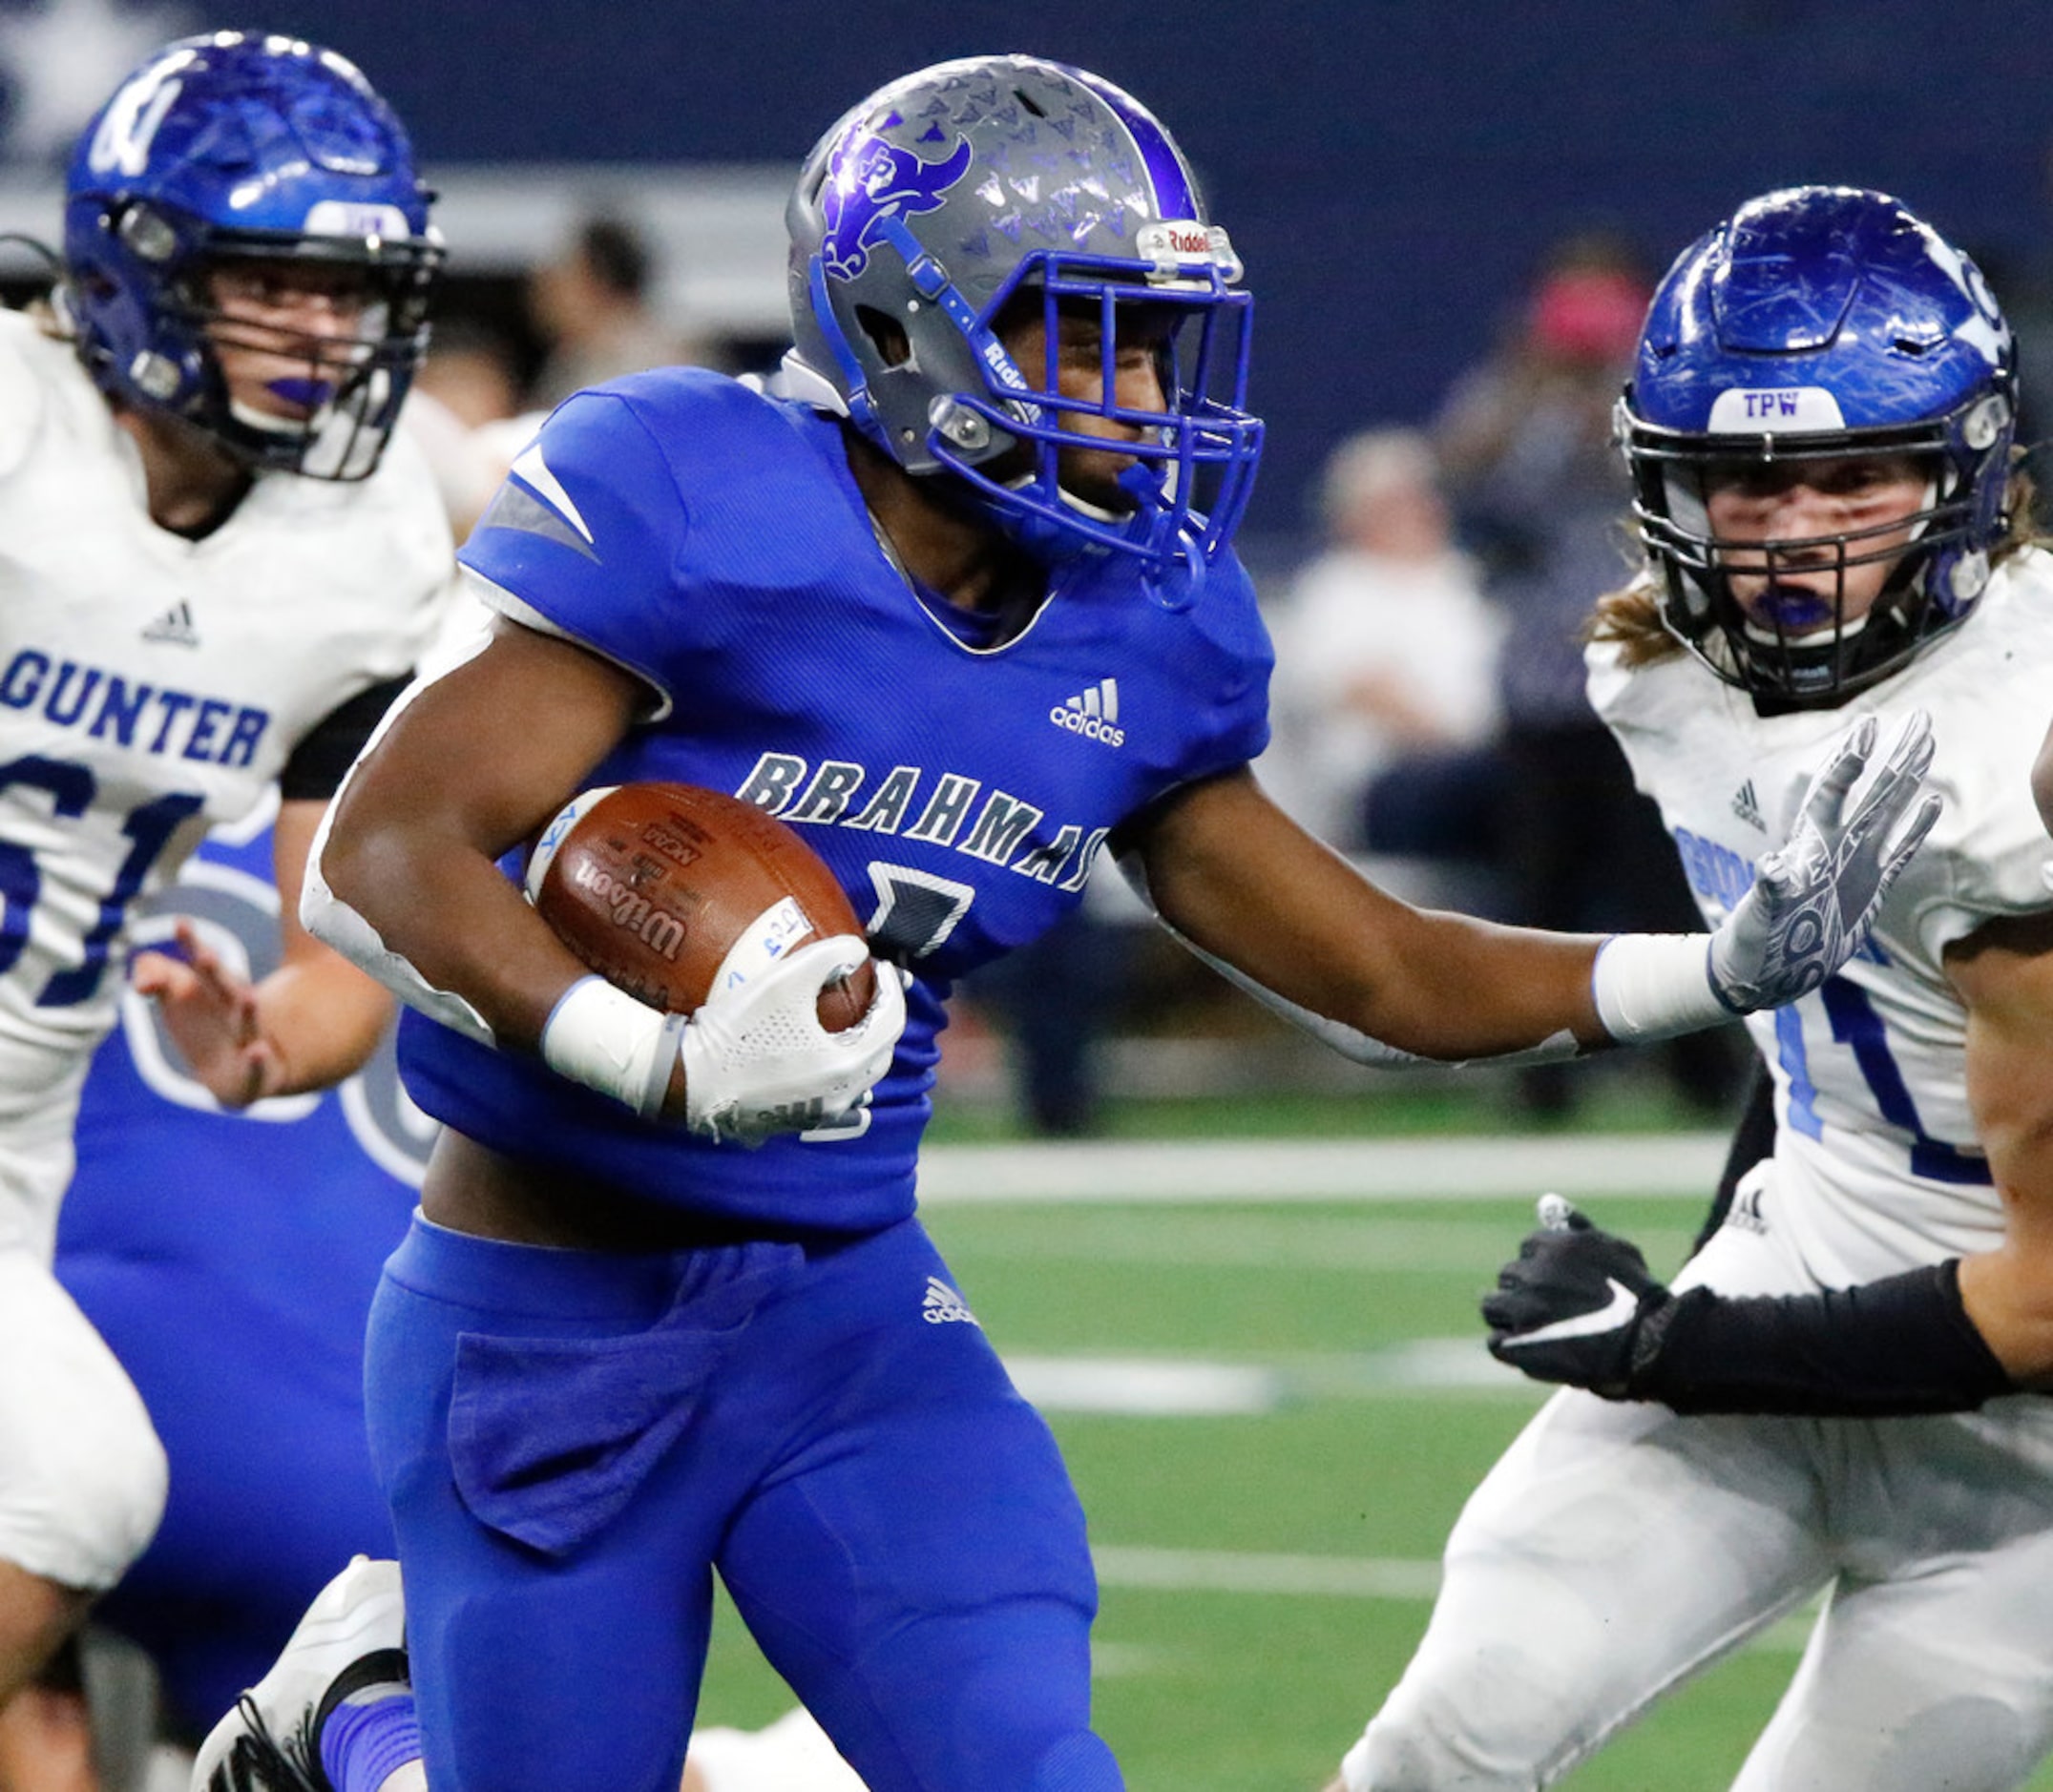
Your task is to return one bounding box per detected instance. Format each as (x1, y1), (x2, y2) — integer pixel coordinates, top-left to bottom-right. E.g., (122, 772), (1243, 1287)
(401, 368), (1271, 1231)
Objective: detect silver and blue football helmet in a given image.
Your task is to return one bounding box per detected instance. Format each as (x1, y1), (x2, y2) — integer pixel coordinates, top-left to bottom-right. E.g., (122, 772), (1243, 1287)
(1620, 185), (2017, 707)
(786, 53), (1262, 581)
(63, 31), (443, 480)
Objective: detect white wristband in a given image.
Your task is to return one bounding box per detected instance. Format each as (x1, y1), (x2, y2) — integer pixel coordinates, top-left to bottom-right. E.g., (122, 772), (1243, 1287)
(1590, 934), (1729, 1044)
(539, 975), (686, 1117)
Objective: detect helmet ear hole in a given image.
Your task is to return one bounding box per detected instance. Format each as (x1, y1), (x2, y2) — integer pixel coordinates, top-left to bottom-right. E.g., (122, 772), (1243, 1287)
(855, 305), (912, 369)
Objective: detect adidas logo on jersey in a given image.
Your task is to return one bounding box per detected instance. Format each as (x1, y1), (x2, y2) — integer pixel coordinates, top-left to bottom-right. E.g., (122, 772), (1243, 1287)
(921, 1276), (978, 1325)
(1730, 779), (1765, 831)
(1723, 1182), (1770, 1237)
(142, 601), (199, 648)
(1051, 678), (1124, 746)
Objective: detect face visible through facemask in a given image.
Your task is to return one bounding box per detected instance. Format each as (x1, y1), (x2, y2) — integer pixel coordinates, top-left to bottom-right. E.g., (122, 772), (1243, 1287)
(203, 259), (380, 430)
(992, 293), (1178, 518)
(1702, 451), (1934, 639)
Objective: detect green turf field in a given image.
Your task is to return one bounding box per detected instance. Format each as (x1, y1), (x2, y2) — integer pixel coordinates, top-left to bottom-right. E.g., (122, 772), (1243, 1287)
(690, 1116), (2053, 1790)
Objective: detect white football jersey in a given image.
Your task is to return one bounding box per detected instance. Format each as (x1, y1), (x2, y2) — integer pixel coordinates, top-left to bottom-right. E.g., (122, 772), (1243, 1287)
(1588, 550), (2053, 1286)
(0, 308), (450, 1152)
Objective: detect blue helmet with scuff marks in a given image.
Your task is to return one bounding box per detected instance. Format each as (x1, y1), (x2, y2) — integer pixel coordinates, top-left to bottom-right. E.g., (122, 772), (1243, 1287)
(63, 31), (443, 479)
(786, 54), (1263, 583)
(1620, 185), (2017, 706)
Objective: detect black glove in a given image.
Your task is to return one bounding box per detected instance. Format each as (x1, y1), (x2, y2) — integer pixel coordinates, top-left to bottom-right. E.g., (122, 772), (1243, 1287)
(1481, 1196), (1671, 1397)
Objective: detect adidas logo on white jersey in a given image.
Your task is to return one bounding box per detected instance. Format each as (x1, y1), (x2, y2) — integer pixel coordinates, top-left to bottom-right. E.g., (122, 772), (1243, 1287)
(143, 600), (199, 648)
(1050, 677), (1124, 747)
(1730, 779), (1765, 831)
(921, 1275), (978, 1325)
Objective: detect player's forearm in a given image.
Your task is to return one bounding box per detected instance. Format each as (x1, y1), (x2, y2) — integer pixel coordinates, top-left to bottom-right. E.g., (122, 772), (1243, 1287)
(1340, 907), (1609, 1059)
(314, 817), (586, 1053)
(1132, 773), (1614, 1060)
(1625, 1268), (2014, 1416)
(248, 956), (392, 1094)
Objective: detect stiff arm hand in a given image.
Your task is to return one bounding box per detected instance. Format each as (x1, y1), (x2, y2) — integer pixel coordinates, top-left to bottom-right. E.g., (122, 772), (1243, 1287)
(1591, 711), (1941, 1042)
(1707, 710), (1940, 1011)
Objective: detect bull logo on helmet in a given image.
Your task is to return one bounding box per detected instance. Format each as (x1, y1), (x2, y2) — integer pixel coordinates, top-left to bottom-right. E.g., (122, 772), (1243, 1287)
(820, 127), (974, 281)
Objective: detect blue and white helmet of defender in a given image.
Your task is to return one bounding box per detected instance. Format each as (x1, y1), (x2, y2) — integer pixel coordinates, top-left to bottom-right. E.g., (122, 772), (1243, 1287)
(63, 31), (443, 481)
(785, 53), (1263, 589)
(1619, 184), (2018, 708)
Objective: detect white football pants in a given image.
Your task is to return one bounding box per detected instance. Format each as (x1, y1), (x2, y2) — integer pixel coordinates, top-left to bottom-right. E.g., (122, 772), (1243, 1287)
(0, 1059), (165, 1591)
(1342, 1205), (2053, 1790)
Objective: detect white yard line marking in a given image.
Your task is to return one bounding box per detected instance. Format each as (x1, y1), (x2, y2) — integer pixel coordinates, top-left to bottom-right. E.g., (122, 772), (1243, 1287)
(917, 1134), (1728, 1204)
(1008, 1356), (1285, 1414)
(940, 1213), (1705, 1274)
(1005, 1342), (1544, 1411)
(1087, 1546), (1822, 1651)
(1092, 1546), (1441, 1600)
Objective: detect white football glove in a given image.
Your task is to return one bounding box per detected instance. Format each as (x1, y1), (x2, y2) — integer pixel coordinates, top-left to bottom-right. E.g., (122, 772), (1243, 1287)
(1707, 710), (1941, 1012)
(681, 934), (907, 1146)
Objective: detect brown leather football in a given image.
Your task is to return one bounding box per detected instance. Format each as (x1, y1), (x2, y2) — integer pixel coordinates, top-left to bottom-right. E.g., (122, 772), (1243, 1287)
(524, 781), (876, 1027)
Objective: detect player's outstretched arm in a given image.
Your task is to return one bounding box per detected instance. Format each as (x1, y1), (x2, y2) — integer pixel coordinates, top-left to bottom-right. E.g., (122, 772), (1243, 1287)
(1119, 714), (1938, 1066)
(305, 616), (900, 1135)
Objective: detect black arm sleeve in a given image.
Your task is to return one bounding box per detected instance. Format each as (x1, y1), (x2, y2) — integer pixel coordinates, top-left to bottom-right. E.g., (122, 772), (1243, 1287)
(278, 675), (411, 802)
(1628, 1258), (2015, 1417)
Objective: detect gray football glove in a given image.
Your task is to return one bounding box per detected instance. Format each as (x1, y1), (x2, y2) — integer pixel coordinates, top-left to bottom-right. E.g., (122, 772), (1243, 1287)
(1707, 711), (1940, 1012)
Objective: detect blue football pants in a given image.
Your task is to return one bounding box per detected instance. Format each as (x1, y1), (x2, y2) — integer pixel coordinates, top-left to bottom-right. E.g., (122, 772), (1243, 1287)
(365, 1211), (1121, 1792)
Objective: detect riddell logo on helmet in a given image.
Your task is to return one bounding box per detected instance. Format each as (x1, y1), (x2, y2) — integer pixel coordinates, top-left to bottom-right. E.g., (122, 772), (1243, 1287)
(1138, 220), (1229, 266)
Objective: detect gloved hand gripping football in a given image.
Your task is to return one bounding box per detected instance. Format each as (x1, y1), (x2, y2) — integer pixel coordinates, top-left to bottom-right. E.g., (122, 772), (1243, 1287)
(1482, 1195), (1673, 1397)
(681, 939), (909, 1146)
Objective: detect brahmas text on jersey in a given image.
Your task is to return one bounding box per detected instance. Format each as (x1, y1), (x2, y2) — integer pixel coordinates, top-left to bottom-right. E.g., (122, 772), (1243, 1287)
(0, 308), (450, 1165)
(400, 366), (1272, 1232)
(1588, 551), (2053, 1283)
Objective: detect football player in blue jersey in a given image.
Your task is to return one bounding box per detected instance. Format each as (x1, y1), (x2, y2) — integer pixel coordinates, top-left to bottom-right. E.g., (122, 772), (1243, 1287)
(199, 60), (1935, 1792)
